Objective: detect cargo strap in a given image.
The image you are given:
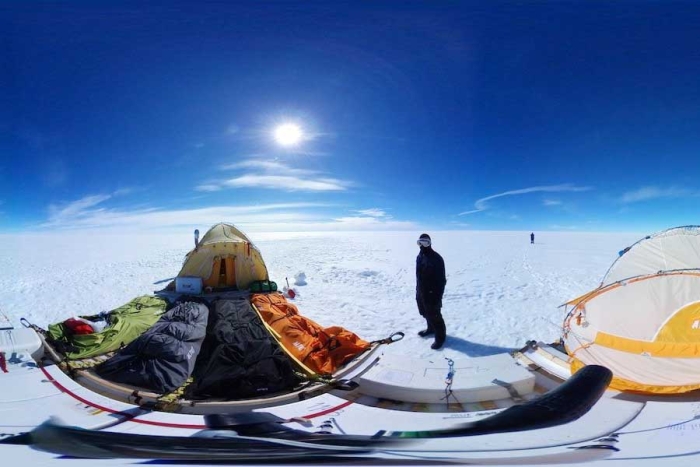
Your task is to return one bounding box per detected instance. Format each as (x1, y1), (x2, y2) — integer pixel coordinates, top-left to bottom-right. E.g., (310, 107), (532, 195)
(152, 377), (194, 412)
(57, 351), (116, 379)
(492, 378), (525, 403)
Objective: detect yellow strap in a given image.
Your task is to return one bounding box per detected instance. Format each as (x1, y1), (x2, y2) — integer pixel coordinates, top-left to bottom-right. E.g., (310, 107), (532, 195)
(250, 302), (317, 377)
(594, 331), (700, 358)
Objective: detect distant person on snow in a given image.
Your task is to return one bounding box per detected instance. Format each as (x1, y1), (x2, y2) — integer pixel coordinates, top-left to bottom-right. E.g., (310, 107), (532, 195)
(416, 233), (447, 350)
(530, 232), (535, 244)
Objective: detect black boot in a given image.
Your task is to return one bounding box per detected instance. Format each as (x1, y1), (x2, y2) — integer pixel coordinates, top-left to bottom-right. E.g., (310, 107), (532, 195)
(431, 314), (446, 349)
(418, 316), (435, 337)
(430, 339), (444, 350)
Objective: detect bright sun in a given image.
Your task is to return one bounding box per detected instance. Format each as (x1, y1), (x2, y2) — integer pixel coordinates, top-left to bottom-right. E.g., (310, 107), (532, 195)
(274, 123), (303, 146)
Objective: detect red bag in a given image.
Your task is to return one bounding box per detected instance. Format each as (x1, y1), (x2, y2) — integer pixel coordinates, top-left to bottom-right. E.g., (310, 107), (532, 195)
(63, 318), (95, 335)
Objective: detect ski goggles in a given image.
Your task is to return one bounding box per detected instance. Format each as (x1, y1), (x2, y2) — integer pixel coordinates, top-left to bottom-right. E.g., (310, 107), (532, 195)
(417, 238), (431, 247)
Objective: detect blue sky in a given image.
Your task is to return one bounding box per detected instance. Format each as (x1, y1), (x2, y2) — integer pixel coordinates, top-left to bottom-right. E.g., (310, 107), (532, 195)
(3, 1), (700, 234)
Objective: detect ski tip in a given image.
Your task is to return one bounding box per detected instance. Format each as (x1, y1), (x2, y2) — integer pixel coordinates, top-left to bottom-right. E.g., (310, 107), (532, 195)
(0, 432), (32, 445)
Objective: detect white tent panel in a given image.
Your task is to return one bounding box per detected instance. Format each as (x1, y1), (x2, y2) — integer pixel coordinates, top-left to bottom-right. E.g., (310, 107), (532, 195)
(602, 226), (700, 286)
(582, 274), (700, 340)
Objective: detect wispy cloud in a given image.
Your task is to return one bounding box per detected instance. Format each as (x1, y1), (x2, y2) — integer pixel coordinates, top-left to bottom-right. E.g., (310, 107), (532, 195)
(39, 195), (417, 233)
(195, 184), (222, 192)
(549, 224), (579, 230)
(620, 186), (696, 203)
(113, 187), (137, 196)
(197, 159), (353, 192)
(448, 221), (470, 227)
(48, 194), (113, 225)
(353, 208), (387, 217)
(330, 207), (417, 230)
(224, 175), (348, 191)
(543, 199), (562, 206)
(221, 160), (282, 171)
(43, 196), (329, 230)
(458, 184), (592, 216)
(46, 188), (140, 226)
(332, 216), (416, 229)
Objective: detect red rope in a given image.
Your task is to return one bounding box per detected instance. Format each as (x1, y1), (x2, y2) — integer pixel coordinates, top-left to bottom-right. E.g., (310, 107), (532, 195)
(39, 365), (354, 428)
(0, 352), (8, 373)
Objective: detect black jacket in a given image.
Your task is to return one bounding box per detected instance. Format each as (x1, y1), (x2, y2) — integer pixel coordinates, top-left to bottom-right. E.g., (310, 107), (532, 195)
(416, 247), (446, 303)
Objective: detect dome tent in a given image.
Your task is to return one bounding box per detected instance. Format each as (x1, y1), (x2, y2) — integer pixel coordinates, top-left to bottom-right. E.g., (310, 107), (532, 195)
(176, 223), (269, 291)
(562, 226), (700, 394)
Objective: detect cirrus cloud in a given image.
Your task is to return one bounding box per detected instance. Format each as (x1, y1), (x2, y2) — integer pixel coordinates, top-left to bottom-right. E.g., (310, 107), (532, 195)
(197, 158), (353, 192)
(620, 186), (696, 204)
(458, 183), (592, 216)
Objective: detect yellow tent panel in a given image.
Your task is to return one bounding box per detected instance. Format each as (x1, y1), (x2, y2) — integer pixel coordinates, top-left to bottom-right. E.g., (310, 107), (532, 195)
(655, 301), (700, 343)
(177, 223), (269, 291)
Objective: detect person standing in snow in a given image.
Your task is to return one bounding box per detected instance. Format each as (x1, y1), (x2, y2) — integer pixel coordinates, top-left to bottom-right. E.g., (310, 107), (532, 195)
(530, 232), (535, 244)
(416, 233), (447, 349)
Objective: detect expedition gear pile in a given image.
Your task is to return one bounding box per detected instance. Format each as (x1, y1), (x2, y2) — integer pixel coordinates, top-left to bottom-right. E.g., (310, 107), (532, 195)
(42, 223), (374, 400)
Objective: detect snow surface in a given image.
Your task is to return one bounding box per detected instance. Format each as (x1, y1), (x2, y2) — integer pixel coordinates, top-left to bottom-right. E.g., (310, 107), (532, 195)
(0, 230), (643, 359)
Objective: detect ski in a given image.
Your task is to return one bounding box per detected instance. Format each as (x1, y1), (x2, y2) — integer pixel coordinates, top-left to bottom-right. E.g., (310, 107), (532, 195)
(2, 365), (612, 461)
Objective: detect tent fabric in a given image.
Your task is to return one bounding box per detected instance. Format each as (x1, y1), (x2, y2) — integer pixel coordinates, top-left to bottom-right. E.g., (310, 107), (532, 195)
(184, 298), (301, 400)
(176, 223), (269, 291)
(569, 356), (700, 394)
(563, 227), (700, 394)
(47, 295), (168, 360)
(250, 293), (371, 375)
(569, 274), (700, 341)
(564, 273), (700, 393)
(96, 301), (209, 394)
(601, 225), (700, 287)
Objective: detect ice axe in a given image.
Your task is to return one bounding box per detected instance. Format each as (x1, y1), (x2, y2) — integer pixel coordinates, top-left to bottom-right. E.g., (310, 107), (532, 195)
(285, 277), (296, 299)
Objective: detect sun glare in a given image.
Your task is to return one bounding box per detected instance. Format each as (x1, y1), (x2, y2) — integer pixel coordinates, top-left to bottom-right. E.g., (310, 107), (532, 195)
(274, 123), (303, 146)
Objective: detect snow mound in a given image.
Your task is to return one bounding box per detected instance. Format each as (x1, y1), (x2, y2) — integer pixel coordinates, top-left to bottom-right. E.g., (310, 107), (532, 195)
(294, 272), (307, 286)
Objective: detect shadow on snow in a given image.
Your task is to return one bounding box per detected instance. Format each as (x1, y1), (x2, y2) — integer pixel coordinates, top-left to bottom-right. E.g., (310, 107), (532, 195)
(443, 336), (515, 357)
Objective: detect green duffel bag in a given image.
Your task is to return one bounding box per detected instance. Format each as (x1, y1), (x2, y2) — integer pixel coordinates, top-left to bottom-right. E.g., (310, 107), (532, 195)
(249, 280), (278, 293)
(47, 295), (168, 360)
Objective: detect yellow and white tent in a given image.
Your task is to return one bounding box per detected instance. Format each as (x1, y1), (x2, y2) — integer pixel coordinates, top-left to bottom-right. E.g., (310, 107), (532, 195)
(176, 223), (269, 291)
(562, 226), (700, 394)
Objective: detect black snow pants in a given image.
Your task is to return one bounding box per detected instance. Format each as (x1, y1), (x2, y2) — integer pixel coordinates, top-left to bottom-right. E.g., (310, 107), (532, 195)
(417, 297), (446, 343)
